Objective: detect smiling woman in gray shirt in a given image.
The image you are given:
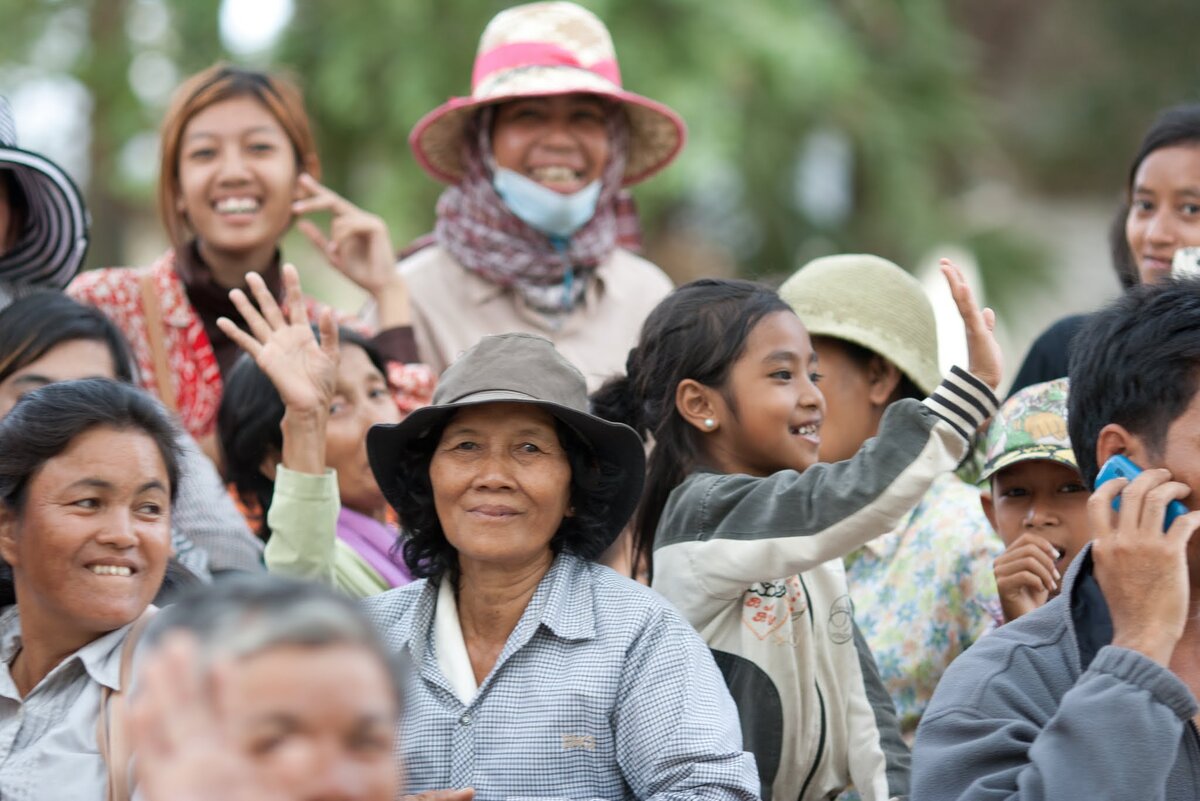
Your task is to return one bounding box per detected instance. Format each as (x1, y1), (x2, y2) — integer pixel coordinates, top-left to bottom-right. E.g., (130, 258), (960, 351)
(0, 379), (180, 801)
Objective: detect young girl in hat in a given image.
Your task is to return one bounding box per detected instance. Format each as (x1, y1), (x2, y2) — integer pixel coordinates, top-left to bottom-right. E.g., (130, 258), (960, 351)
(68, 64), (432, 456)
(591, 261), (1002, 801)
(397, 1), (685, 391)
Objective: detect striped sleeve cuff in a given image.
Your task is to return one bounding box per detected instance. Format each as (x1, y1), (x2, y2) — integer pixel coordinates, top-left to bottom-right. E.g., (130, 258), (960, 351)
(922, 366), (999, 441)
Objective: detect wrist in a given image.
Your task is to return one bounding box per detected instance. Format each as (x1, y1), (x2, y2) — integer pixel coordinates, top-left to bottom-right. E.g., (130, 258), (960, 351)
(1112, 628), (1181, 667)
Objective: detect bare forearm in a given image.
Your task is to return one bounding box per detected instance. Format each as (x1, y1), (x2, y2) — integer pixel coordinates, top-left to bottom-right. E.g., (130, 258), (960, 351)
(280, 409), (327, 476)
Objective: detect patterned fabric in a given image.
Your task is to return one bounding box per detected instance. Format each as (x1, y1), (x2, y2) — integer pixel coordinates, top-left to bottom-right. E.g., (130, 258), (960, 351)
(0, 607), (134, 801)
(844, 472), (1002, 735)
(433, 106), (631, 313)
(362, 552), (759, 801)
(67, 249), (435, 439)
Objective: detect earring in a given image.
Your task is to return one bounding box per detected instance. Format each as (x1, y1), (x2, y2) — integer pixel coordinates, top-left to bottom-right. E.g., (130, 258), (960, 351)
(704, 418), (716, 430)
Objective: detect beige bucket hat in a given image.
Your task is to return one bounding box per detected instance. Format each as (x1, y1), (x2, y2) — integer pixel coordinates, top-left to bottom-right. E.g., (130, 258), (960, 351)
(409, 1), (686, 186)
(779, 254), (942, 395)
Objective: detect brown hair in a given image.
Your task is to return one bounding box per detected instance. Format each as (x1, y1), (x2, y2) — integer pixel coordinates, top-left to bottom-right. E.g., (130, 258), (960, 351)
(157, 63), (321, 248)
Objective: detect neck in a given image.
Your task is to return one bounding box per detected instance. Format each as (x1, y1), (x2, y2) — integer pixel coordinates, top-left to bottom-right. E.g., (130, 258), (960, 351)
(456, 550), (554, 645)
(345, 500), (390, 525)
(196, 239), (278, 288)
(9, 598), (101, 698)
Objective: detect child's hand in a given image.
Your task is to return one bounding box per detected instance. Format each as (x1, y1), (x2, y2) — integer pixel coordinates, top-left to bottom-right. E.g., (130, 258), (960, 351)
(216, 263), (339, 419)
(941, 258), (1002, 391)
(993, 532), (1060, 622)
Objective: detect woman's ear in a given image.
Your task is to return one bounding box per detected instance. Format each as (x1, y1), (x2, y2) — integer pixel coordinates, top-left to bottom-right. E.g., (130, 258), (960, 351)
(258, 449), (282, 482)
(675, 379), (722, 434)
(0, 506), (19, 567)
(866, 356), (903, 407)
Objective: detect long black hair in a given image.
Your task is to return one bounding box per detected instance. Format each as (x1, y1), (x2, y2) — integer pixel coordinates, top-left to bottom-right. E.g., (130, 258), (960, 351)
(1109, 104), (1200, 289)
(591, 278), (791, 580)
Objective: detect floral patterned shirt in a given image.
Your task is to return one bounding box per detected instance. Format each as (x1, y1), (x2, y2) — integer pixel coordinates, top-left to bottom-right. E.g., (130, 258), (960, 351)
(844, 472), (1002, 736)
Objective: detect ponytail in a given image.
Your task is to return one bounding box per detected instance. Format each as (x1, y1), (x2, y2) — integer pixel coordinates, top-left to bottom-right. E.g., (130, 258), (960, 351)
(592, 279), (791, 581)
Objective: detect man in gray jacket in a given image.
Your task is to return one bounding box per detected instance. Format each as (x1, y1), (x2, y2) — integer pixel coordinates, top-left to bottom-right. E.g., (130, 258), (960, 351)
(911, 277), (1200, 800)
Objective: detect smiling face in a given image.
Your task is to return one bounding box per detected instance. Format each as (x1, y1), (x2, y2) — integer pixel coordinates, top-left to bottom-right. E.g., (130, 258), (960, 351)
(326, 345), (400, 518)
(0, 339), (117, 418)
(221, 643), (399, 800)
(491, 94), (610, 194)
(703, 311), (826, 477)
(810, 337), (887, 463)
(0, 425), (171, 644)
(983, 460), (1091, 582)
(1125, 144), (1200, 285)
(175, 95), (300, 268)
(429, 403), (572, 573)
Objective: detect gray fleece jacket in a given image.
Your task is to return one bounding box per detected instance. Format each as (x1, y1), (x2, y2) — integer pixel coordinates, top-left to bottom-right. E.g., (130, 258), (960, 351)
(653, 367), (998, 801)
(912, 543), (1200, 800)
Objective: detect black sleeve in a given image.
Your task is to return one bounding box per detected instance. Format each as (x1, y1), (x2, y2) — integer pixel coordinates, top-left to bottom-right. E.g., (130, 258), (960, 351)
(1008, 314), (1089, 398)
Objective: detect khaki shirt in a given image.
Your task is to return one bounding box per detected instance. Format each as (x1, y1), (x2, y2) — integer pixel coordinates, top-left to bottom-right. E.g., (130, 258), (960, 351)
(400, 246), (673, 390)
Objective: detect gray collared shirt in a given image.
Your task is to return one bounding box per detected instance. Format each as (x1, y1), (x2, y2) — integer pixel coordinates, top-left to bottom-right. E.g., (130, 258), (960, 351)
(0, 606), (131, 801)
(363, 552), (760, 801)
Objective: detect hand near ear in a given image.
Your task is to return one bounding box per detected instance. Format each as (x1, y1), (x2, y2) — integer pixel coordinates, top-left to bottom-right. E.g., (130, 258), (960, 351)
(941, 259), (1002, 391)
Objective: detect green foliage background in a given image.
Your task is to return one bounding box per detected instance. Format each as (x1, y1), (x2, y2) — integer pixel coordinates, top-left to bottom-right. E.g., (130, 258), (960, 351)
(2, 0), (1200, 308)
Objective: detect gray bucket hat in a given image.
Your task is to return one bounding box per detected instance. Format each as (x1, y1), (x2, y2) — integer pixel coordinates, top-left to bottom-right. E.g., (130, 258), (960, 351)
(367, 333), (645, 548)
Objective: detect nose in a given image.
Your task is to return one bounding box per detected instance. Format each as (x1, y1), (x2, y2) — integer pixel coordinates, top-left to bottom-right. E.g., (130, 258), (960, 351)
(95, 509), (139, 549)
(300, 745), (383, 801)
(471, 448), (516, 491)
(1024, 496), (1059, 529)
(800, 375), (827, 416)
(1144, 207), (1179, 247)
(215, 144), (252, 184)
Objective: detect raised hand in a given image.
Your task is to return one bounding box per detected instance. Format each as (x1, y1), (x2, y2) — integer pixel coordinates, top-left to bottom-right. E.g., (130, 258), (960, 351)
(130, 634), (289, 801)
(293, 173), (396, 297)
(1090, 468), (1200, 666)
(216, 263), (339, 418)
(993, 532), (1060, 622)
(941, 258), (1002, 391)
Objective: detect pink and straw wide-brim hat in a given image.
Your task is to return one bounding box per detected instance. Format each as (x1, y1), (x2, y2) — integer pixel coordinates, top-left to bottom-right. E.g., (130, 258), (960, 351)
(409, 1), (687, 187)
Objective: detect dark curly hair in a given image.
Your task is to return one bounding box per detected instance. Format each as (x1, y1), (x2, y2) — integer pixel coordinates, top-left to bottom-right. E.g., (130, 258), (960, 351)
(389, 414), (626, 581)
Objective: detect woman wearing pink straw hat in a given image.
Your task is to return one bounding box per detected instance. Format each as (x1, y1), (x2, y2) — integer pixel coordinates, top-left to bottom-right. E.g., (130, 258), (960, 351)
(398, 0), (687, 390)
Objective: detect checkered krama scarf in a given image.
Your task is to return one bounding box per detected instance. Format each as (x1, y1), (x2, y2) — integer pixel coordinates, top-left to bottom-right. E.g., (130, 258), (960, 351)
(433, 104), (639, 313)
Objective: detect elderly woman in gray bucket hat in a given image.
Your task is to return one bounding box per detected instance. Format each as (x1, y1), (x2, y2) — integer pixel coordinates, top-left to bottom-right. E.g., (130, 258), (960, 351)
(217, 271), (758, 801)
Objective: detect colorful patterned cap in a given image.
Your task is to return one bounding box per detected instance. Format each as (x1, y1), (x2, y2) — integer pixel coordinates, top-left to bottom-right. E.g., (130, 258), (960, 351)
(982, 377), (1077, 481)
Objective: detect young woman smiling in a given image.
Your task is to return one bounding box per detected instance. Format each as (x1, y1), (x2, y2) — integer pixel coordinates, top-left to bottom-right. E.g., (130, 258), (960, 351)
(68, 64), (432, 455)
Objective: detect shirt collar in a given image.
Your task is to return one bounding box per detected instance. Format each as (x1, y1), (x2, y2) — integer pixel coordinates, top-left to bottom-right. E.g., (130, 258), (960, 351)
(0, 606), (134, 693)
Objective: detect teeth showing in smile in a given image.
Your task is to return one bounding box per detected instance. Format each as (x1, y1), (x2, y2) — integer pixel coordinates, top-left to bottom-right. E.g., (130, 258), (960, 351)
(530, 165), (579, 183)
(214, 197), (260, 214)
(791, 424), (819, 436)
(89, 565), (133, 577)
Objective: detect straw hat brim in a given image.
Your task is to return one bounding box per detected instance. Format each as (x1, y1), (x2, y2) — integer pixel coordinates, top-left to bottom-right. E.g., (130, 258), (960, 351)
(0, 146), (89, 289)
(409, 68), (686, 186)
(367, 391), (646, 551)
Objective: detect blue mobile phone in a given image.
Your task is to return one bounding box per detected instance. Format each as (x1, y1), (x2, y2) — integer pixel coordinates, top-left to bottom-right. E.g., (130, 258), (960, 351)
(1095, 454), (1189, 532)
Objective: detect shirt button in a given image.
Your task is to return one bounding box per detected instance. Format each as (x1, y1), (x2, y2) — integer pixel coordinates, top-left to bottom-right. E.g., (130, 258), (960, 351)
(459, 713), (472, 725)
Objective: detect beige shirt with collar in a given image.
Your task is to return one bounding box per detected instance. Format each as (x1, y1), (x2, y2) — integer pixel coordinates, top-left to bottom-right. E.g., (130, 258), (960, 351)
(399, 246), (673, 390)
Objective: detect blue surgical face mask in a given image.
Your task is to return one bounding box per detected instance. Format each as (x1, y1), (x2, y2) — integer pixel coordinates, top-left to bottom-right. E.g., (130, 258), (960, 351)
(493, 167), (601, 239)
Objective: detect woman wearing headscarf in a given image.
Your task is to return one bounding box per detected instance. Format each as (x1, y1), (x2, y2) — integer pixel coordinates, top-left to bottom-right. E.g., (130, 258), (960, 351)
(397, 1), (685, 390)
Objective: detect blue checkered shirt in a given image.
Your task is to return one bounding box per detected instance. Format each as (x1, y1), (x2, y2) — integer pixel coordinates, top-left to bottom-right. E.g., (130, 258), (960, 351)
(362, 553), (759, 801)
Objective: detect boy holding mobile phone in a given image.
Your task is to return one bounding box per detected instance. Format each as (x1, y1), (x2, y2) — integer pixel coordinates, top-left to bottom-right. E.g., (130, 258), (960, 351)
(980, 378), (1092, 623)
(913, 278), (1200, 801)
